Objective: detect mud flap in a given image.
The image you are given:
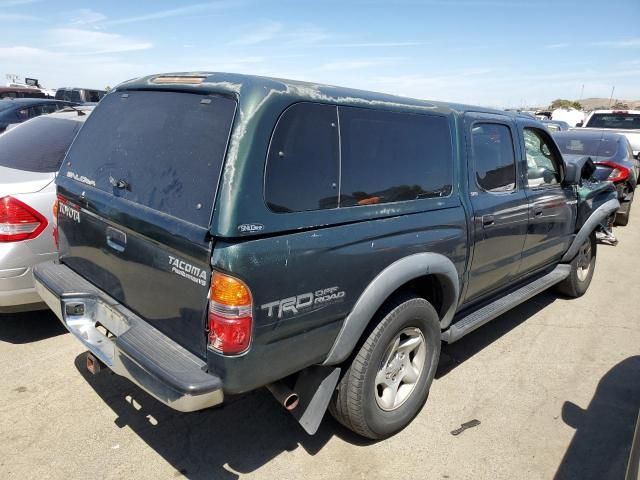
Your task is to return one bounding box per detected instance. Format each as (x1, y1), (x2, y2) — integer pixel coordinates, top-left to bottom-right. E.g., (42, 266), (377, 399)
(291, 366), (341, 435)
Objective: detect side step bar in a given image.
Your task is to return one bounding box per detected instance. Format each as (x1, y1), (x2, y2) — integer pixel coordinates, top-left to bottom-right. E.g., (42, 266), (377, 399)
(442, 264), (571, 343)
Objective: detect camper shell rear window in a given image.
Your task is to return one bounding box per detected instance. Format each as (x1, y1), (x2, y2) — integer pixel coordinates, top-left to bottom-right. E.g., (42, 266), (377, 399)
(61, 90), (236, 227)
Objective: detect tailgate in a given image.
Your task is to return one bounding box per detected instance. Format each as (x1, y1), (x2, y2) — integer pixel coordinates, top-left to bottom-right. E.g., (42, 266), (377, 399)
(55, 89), (236, 358)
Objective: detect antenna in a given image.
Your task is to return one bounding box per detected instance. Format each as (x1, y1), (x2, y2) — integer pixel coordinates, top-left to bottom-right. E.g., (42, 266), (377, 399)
(608, 86), (616, 107)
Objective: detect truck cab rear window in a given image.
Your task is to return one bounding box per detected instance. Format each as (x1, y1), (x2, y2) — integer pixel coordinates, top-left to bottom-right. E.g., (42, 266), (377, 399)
(61, 91), (236, 227)
(265, 103), (453, 212)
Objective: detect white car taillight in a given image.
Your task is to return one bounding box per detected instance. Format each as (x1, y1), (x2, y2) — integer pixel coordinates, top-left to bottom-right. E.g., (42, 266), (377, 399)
(0, 196), (47, 243)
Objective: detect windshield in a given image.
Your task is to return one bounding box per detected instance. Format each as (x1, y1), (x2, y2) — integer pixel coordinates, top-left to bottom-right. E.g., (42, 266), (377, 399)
(60, 90), (236, 227)
(586, 113), (640, 130)
(0, 115), (85, 172)
(554, 136), (619, 158)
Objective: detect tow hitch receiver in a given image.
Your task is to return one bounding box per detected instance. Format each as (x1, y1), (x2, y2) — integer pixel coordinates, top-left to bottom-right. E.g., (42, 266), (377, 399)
(86, 352), (105, 375)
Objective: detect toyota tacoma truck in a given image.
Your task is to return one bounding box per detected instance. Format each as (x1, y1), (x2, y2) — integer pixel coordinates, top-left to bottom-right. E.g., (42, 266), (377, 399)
(34, 73), (619, 440)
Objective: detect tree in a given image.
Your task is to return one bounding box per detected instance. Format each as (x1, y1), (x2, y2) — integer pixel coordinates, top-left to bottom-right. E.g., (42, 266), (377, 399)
(550, 99), (583, 110)
(611, 101), (629, 109)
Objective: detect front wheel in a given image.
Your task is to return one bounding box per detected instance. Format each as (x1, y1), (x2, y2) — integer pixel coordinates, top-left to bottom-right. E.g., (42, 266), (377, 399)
(329, 295), (441, 439)
(556, 232), (597, 298)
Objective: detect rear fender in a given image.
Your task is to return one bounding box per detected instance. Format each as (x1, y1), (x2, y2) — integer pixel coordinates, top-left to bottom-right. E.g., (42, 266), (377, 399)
(322, 252), (460, 366)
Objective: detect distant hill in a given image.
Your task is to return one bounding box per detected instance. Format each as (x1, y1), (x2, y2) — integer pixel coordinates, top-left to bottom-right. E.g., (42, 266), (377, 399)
(577, 97), (640, 110)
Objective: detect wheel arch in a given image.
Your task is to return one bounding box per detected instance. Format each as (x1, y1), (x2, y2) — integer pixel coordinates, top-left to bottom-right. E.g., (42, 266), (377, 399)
(562, 197), (619, 262)
(322, 252), (460, 366)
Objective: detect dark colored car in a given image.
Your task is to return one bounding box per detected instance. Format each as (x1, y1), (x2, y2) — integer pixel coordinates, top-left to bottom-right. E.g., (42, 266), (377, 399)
(0, 87), (48, 99)
(554, 130), (638, 225)
(0, 99), (76, 134)
(54, 88), (106, 103)
(33, 73), (618, 440)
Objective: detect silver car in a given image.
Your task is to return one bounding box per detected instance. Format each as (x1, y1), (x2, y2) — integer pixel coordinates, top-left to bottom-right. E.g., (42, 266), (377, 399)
(0, 106), (93, 312)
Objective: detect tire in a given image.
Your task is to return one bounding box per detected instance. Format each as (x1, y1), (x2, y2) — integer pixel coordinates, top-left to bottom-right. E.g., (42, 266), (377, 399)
(615, 200), (631, 226)
(328, 294), (441, 439)
(555, 232), (597, 298)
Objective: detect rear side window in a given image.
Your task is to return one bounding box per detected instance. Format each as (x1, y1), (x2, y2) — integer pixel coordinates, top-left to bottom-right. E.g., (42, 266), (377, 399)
(339, 107), (452, 206)
(471, 123), (516, 192)
(265, 103), (453, 212)
(62, 90), (236, 227)
(265, 103), (339, 212)
(0, 115), (83, 172)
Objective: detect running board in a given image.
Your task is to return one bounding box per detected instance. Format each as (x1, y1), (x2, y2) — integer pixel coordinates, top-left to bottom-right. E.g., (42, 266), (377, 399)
(442, 264), (571, 343)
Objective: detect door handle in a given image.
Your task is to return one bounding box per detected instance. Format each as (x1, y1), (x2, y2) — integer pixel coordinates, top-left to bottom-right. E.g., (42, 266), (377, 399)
(482, 215), (495, 226)
(532, 206), (543, 216)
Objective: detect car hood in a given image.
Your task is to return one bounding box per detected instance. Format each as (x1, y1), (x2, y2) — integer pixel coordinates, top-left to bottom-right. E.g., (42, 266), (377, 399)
(0, 165), (55, 195)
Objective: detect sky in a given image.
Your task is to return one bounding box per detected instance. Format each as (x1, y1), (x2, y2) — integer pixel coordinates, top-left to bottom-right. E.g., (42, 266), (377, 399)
(1, 0), (639, 108)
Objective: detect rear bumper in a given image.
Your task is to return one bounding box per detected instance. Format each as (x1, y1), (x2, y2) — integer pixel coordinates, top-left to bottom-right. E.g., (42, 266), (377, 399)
(33, 260), (224, 412)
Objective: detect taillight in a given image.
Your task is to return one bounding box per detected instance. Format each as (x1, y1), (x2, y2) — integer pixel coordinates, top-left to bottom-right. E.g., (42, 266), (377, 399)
(208, 272), (253, 355)
(0, 196), (48, 242)
(596, 161), (630, 183)
(52, 196), (60, 249)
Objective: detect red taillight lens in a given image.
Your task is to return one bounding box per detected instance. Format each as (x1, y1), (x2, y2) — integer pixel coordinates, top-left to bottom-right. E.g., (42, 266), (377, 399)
(596, 161), (630, 183)
(0, 196), (48, 242)
(208, 272), (252, 355)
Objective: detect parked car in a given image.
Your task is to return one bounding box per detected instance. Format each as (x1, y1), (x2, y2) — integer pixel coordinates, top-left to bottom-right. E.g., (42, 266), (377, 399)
(0, 87), (48, 99)
(0, 98), (76, 134)
(541, 119), (570, 132)
(54, 88), (105, 103)
(578, 110), (640, 158)
(554, 130), (637, 225)
(34, 73), (618, 440)
(0, 106), (93, 312)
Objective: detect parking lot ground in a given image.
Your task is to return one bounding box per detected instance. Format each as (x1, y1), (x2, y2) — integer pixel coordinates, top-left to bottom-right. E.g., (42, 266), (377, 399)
(1, 214), (639, 480)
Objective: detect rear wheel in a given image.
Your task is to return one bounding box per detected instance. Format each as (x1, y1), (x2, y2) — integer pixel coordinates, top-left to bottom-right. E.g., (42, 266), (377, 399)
(329, 295), (441, 439)
(556, 233), (597, 298)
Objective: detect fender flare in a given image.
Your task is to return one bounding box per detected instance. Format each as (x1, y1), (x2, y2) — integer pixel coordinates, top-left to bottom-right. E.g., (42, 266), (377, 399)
(561, 198), (619, 262)
(322, 252), (460, 366)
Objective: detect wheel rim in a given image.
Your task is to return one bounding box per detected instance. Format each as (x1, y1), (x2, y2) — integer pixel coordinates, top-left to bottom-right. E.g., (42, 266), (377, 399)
(375, 327), (427, 411)
(576, 239), (592, 282)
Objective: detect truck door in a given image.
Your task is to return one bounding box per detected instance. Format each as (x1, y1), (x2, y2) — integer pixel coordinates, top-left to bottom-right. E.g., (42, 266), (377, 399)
(517, 122), (574, 275)
(463, 113), (529, 303)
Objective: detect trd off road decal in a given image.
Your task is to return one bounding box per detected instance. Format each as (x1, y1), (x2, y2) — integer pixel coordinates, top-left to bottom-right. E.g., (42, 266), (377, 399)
(168, 255), (208, 287)
(261, 286), (346, 319)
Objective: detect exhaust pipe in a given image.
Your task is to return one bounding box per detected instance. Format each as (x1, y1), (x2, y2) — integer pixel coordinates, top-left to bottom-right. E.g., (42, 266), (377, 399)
(266, 382), (299, 411)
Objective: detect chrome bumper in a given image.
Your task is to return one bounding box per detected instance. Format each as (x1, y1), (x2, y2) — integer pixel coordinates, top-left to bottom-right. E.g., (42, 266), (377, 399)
(33, 261), (223, 412)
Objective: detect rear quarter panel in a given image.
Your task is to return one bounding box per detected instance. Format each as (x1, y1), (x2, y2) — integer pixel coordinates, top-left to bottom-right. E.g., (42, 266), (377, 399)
(209, 204), (467, 393)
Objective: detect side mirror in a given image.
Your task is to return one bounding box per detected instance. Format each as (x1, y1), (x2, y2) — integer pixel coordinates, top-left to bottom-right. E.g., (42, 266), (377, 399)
(575, 121), (583, 127)
(563, 162), (579, 185)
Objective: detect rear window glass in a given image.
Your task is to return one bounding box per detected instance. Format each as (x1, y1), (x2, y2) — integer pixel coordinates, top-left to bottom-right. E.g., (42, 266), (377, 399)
(85, 90), (103, 102)
(586, 113), (640, 130)
(0, 115), (83, 172)
(339, 107), (453, 206)
(62, 90), (236, 227)
(265, 103), (339, 212)
(554, 136), (619, 158)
